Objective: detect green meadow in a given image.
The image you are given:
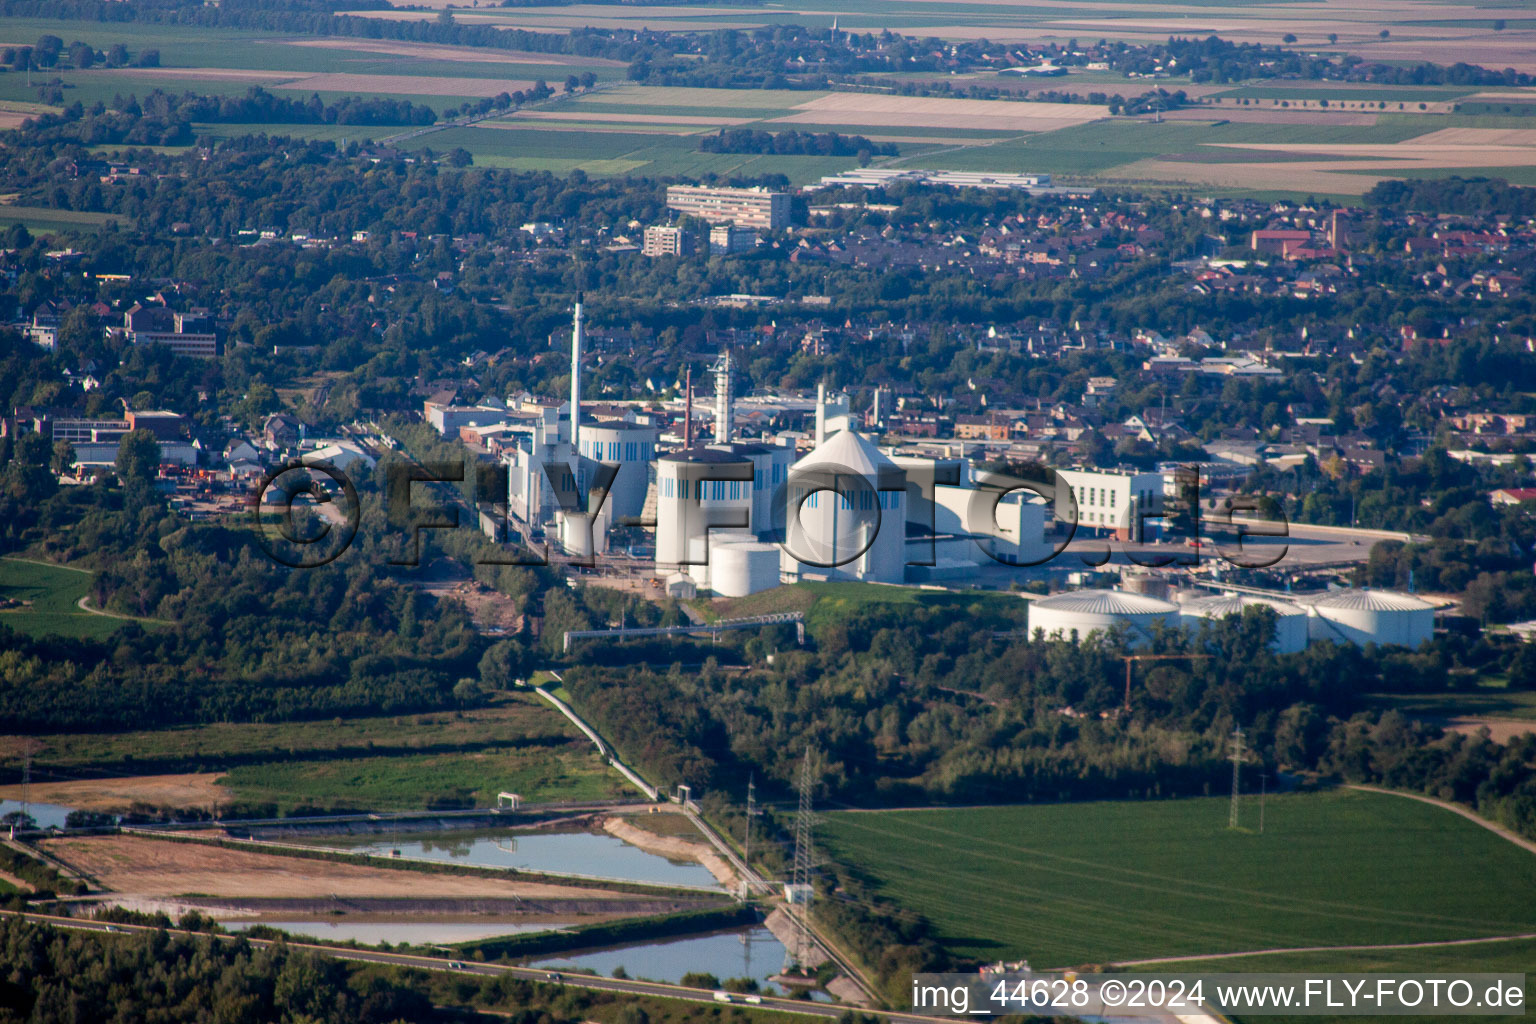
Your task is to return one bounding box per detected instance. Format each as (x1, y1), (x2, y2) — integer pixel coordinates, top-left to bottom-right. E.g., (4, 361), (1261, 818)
(820, 789), (1536, 968)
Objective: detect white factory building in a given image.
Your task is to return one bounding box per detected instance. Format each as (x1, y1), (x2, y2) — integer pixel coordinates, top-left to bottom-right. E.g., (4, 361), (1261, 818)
(577, 419), (660, 524)
(895, 455), (1052, 576)
(780, 429), (908, 585)
(1053, 468), (1164, 539)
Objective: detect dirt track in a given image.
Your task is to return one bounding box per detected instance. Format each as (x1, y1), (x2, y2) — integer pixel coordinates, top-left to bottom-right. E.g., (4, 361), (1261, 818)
(0, 773), (229, 813)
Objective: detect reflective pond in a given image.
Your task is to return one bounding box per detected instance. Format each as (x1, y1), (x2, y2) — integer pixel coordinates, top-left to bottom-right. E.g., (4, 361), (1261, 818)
(0, 800), (76, 830)
(530, 925), (830, 1000)
(315, 829), (721, 890)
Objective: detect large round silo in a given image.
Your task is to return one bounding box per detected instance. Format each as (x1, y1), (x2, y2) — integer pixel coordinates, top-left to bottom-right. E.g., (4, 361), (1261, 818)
(1307, 589), (1434, 648)
(1028, 589), (1178, 647)
(578, 420), (660, 523)
(1180, 593), (1309, 653)
(780, 429), (906, 584)
(710, 538), (781, 597)
(655, 446), (753, 574)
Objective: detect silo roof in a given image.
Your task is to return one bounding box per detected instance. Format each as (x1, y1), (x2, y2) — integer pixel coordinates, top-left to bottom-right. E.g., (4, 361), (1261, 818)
(1309, 589), (1433, 612)
(1032, 588), (1178, 615)
(1182, 593), (1306, 618)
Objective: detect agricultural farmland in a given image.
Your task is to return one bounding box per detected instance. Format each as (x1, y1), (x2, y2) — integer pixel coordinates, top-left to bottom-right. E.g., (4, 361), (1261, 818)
(819, 789), (1536, 968)
(0, 557), (148, 641)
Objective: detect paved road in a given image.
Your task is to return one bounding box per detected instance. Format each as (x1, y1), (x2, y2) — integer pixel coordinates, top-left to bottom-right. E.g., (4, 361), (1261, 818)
(1, 910), (948, 1023)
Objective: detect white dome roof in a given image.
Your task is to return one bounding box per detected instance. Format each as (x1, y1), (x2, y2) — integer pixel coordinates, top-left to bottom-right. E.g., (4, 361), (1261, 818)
(1032, 589), (1178, 615)
(795, 429), (896, 475)
(1310, 589), (1433, 612)
(1182, 593), (1306, 618)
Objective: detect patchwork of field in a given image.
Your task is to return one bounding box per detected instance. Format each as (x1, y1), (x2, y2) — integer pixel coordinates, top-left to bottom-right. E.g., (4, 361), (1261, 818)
(1122, 125), (1536, 193)
(819, 789), (1536, 967)
(350, 0), (1536, 73)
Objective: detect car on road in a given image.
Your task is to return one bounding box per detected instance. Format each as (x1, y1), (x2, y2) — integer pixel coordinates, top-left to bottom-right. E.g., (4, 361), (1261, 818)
(713, 992), (733, 1003)
(546, 972), (563, 982)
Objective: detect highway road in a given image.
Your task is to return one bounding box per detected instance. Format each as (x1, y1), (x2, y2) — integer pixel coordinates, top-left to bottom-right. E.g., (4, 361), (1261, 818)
(1, 910), (948, 1023)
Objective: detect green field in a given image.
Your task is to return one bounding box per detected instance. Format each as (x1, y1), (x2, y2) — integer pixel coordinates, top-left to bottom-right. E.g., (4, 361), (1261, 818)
(218, 743), (627, 813)
(1132, 939), (1536, 1024)
(884, 117), (1429, 176)
(1369, 688), (1536, 722)
(404, 125), (867, 182)
(820, 790), (1536, 968)
(27, 692), (579, 772)
(696, 580), (1026, 634)
(0, 204), (131, 235)
(21, 692), (630, 812)
(0, 557), (148, 640)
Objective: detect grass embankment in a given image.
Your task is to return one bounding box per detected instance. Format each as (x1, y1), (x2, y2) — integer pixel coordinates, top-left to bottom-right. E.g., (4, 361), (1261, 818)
(820, 789), (1536, 967)
(17, 693), (629, 813)
(695, 580), (1026, 635)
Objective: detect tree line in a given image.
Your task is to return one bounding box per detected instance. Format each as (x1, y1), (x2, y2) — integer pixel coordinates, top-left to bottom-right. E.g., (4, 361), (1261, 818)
(699, 129), (897, 158)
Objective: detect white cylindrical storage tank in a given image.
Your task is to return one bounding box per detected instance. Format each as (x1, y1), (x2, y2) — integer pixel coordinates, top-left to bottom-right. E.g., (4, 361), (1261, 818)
(781, 429), (906, 584)
(1028, 589), (1178, 647)
(1307, 589), (1434, 648)
(711, 538), (780, 597)
(1180, 593), (1308, 653)
(580, 421), (659, 523)
(655, 447), (753, 574)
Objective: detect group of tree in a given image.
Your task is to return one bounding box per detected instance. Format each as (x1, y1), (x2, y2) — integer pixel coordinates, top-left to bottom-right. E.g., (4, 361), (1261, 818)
(699, 129), (897, 158)
(1, 34), (156, 71)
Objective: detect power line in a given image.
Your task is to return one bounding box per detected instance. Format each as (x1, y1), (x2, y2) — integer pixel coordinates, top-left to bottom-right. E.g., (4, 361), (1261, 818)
(745, 774), (756, 872)
(786, 747), (816, 973)
(1228, 727), (1244, 830)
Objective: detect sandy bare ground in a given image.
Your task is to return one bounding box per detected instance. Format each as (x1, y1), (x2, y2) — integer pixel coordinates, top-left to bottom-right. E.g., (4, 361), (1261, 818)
(1412, 127), (1536, 147)
(43, 833), (637, 900)
(271, 72), (539, 98)
(773, 109), (1095, 131)
(795, 92), (1106, 121)
(771, 92), (1105, 132)
(603, 815), (735, 888)
(1438, 717), (1536, 745)
(1113, 156), (1477, 195)
(1114, 130), (1536, 192)
(0, 112), (29, 130)
(282, 38), (625, 66)
(0, 773), (229, 813)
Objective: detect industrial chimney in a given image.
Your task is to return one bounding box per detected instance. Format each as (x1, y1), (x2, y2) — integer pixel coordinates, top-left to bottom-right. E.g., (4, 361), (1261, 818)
(570, 293), (583, 456)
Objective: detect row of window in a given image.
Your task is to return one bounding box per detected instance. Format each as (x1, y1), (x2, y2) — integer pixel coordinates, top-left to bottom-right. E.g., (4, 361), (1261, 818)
(584, 440), (656, 462)
(660, 478), (746, 501)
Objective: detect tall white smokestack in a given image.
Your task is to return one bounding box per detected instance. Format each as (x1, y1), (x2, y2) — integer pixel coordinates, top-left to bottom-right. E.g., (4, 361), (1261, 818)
(815, 382), (827, 446)
(713, 348), (733, 443)
(570, 294), (583, 456)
